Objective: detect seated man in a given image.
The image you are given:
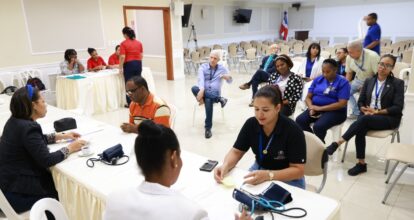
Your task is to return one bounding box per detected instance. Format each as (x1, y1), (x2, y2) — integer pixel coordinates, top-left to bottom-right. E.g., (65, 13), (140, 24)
(239, 44), (279, 106)
(191, 50), (232, 139)
(121, 76), (170, 133)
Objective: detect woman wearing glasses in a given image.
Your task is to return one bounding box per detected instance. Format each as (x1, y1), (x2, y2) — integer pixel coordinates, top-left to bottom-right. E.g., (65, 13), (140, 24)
(296, 59), (350, 143)
(326, 54), (404, 176)
(0, 86), (86, 215)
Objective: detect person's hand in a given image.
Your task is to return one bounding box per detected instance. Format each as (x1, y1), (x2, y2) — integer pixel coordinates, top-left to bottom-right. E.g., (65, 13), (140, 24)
(196, 90), (204, 102)
(120, 123), (137, 133)
(312, 105), (322, 112)
(360, 106), (369, 115)
(64, 132), (81, 140)
(69, 58), (76, 65)
(235, 209), (252, 220)
(309, 109), (316, 116)
(214, 165), (227, 183)
(243, 170), (268, 185)
(67, 139), (87, 154)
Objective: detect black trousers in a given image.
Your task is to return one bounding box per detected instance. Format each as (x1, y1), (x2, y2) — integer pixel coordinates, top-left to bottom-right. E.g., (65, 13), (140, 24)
(123, 60), (142, 105)
(296, 110), (347, 143)
(248, 69), (270, 98)
(342, 115), (400, 159)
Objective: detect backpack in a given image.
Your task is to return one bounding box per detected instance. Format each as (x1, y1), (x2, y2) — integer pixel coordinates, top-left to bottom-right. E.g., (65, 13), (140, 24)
(26, 76), (46, 90)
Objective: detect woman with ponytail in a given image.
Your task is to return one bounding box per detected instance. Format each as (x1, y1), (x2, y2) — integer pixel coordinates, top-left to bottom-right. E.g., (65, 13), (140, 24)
(119, 26), (144, 106)
(214, 85), (307, 189)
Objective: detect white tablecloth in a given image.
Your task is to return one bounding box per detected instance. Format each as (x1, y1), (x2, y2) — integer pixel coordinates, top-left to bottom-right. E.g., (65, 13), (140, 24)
(0, 96), (340, 220)
(55, 70), (126, 115)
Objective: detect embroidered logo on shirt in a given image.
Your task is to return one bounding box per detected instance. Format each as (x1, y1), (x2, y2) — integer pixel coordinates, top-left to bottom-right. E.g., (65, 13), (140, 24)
(274, 150), (286, 160)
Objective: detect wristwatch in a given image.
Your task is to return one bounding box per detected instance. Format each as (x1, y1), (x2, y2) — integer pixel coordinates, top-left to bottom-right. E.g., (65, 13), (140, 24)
(268, 170), (274, 181)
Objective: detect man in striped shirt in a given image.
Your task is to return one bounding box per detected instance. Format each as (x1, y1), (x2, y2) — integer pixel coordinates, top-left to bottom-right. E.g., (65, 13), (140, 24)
(121, 76), (170, 133)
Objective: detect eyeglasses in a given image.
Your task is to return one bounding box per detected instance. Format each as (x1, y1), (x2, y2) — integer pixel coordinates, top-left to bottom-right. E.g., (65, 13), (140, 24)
(378, 62), (394, 69)
(126, 87), (139, 95)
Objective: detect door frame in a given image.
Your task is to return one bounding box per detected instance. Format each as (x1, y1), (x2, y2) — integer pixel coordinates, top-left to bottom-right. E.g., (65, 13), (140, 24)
(123, 6), (174, 80)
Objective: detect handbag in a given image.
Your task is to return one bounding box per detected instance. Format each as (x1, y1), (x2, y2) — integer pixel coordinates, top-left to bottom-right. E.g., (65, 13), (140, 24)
(54, 117), (77, 132)
(86, 144), (129, 167)
(233, 182), (307, 218)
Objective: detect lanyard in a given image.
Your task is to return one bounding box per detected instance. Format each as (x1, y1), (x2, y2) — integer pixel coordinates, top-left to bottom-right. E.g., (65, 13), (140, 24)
(263, 55), (274, 72)
(258, 130), (275, 162)
(339, 65), (345, 75)
(374, 79), (385, 109)
(354, 50), (366, 71)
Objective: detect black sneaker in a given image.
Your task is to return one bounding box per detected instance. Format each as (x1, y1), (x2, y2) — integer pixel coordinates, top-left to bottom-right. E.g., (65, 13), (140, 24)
(219, 97), (228, 108)
(348, 163), (367, 176)
(326, 142), (339, 155)
(205, 129), (212, 139)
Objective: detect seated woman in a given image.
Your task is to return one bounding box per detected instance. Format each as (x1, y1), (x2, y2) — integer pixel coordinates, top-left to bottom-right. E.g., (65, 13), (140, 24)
(214, 85), (307, 189)
(297, 43), (324, 82)
(87, 47), (107, 72)
(335, 48), (348, 77)
(105, 120), (251, 220)
(295, 59), (350, 143)
(107, 45), (120, 69)
(0, 86), (86, 214)
(60, 49), (85, 75)
(326, 54), (404, 176)
(268, 54), (303, 116)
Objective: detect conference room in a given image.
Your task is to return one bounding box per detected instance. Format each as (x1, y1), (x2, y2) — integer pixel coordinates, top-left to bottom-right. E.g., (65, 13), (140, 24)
(1, 0), (414, 219)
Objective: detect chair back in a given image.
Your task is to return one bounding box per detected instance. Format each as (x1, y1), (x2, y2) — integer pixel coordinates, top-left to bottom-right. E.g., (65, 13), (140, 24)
(30, 198), (68, 220)
(213, 44), (222, 50)
(401, 50), (413, 65)
(303, 131), (328, 193)
(320, 50), (331, 59)
(392, 62), (410, 79)
(293, 43), (303, 55)
(245, 48), (256, 60)
(168, 104), (177, 130)
(0, 188), (24, 220)
(190, 51), (200, 62)
(0, 79), (5, 92)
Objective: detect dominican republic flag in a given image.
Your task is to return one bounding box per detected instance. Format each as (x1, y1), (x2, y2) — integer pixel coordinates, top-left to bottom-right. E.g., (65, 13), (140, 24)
(279, 11), (288, 41)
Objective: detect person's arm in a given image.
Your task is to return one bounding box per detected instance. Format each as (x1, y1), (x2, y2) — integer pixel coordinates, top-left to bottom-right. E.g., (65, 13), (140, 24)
(357, 79), (370, 111)
(196, 65), (206, 101)
(345, 55), (354, 81)
(60, 61), (73, 75)
(77, 59), (85, 73)
(384, 79), (405, 116)
(154, 105), (171, 128)
(314, 99), (348, 112)
(365, 40), (380, 49)
(55, 132), (81, 141)
(284, 74), (304, 107)
(119, 55), (125, 74)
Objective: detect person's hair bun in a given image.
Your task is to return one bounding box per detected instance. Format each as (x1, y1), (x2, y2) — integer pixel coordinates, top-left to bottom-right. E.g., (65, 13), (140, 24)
(137, 120), (162, 137)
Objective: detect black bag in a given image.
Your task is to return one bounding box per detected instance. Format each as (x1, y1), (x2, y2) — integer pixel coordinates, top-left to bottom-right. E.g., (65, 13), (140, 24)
(53, 117), (77, 132)
(26, 76), (46, 90)
(86, 144), (129, 167)
(0, 86), (17, 95)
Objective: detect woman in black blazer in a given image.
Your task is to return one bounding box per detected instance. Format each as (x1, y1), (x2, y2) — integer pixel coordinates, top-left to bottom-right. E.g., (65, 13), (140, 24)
(325, 54), (404, 176)
(0, 86), (86, 213)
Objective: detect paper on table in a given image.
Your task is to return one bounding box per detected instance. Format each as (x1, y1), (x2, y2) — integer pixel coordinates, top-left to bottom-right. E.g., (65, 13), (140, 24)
(66, 75), (86, 80)
(222, 176), (236, 188)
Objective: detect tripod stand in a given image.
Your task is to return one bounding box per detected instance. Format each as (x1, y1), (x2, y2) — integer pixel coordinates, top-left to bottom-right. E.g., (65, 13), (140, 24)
(187, 23), (199, 49)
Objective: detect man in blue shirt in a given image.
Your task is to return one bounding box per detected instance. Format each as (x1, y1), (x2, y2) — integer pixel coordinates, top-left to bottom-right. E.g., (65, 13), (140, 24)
(363, 13), (381, 55)
(191, 50), (232, 138)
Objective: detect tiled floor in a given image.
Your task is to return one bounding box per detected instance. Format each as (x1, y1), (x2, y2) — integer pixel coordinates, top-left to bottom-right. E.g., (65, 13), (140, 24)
(92, 68), (414, 220)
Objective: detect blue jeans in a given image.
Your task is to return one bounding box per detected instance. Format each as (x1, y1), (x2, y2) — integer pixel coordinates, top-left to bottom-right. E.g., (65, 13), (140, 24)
(249, 161), (306, 189)
(191, 86), (220, 129)
(248, 69), (270, 98)
(296, 109), (347, 143)
(349, 78), (364, 116)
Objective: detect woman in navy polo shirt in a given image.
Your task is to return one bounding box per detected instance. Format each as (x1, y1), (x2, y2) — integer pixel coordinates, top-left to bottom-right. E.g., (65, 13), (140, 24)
(296, 59), (350, 143)
(214, 85), (306, 189)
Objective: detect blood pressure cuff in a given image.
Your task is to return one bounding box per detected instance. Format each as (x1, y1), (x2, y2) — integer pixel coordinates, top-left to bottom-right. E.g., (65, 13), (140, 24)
(53, 117), (77, 132)
(232, 182), (292, 211)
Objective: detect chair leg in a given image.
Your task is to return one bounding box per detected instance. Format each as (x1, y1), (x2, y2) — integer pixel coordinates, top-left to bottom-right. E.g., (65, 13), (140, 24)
(382, 164), (409, 204)
(341, 142), (349, 163)
(385, 160), (390, 175)
(391, 133), (396, 143)
(397, 131), (400, 143)
(316, 164), (328, 193)
(385, 161), (399, 183)
(192, 104), (197, 127)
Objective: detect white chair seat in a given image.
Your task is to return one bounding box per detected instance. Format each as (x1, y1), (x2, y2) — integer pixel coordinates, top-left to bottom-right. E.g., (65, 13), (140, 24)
(366, 129), (396, 138)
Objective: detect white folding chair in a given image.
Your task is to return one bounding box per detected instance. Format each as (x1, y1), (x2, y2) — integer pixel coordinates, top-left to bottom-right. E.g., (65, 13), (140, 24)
(304, 131), (329, 193)
(29, 198), (68, 220)
(382, 143), (414, 204)
(0, 189), (29, 220)
(168, 104), (177, 130)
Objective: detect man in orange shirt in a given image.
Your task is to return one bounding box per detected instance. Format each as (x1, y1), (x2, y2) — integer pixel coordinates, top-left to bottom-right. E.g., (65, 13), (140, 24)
(120, 76), (170, 133)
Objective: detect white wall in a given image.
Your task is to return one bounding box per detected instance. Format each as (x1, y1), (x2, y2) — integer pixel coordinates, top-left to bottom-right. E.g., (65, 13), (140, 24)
(182, 0), (282, 48)
(286, 0), (414, 44)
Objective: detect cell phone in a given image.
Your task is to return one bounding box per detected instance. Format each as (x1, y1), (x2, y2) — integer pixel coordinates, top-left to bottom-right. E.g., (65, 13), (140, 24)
(199, 160), (218, 172)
